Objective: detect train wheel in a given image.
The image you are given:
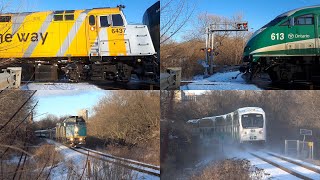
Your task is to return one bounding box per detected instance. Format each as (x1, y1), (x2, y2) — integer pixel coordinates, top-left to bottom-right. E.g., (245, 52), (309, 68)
(267, 66), (281, 82)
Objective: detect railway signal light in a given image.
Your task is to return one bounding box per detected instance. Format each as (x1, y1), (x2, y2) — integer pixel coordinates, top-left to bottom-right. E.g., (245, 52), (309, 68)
(200, 48), (212, 52)
(235, 22), (249, 31)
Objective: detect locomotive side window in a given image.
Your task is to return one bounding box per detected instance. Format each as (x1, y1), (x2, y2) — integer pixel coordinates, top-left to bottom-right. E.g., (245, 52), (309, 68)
(112, 14), (124, 26)
(89, 15), (95, 26)
(65, 14), (74, 21)
(54, 15), (63, 21)
(0, 16), (11, 22)
(295, 14), (314, 25)
(100, 16), (110, 27)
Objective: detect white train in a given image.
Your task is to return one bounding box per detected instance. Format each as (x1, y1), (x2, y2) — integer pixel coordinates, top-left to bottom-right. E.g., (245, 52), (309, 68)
(187, 107), (266, 144)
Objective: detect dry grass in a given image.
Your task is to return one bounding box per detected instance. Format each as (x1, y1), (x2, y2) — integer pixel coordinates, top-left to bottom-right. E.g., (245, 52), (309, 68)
(192, 158), (267, 180)
(0, 144), (62, 179)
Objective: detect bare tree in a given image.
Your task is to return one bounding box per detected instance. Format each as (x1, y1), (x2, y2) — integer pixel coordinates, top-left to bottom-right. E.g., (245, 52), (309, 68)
(160, 0), (198, 44)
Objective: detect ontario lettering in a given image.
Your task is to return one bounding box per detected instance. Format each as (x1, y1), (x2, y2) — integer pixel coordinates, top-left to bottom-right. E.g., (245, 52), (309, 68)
(0, 32), (48, 45)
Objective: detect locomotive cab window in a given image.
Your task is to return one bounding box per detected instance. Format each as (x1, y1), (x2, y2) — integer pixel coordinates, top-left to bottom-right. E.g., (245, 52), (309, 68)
(295, 14), (314, 25)
(262, 16), (287, 28)
(112, 14), (124, 26)
(241, 114), (263, 128)
(89, 15), (95, 26)
(100, 16), (110, 27)
(280, 20), (289, 26)
(0, 16), (11, 22)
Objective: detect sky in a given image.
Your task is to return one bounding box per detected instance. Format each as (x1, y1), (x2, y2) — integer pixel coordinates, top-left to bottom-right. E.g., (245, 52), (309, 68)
(5, 0), (158, 23)
(34, 90), (108, 121)
(168, 0), (320, 41)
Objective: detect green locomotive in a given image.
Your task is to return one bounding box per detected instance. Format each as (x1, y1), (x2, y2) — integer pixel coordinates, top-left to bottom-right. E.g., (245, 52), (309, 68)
(56, 116), (87, 147)
(243, 5), (320, 82)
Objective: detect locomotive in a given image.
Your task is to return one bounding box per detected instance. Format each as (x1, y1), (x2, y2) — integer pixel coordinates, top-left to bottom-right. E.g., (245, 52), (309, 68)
(243, 5), (320, 82)
(56, 116), (87, 147)
(0, 5), (157, 83)
(187, 107), (266, 144)
(35, 116), (87, 147)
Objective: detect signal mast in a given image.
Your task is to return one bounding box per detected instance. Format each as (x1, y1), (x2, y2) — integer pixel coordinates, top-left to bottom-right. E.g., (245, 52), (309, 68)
(203, 21), (248, 75)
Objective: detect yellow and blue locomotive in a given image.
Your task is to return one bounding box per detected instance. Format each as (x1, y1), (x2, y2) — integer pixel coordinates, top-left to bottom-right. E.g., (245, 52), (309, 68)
(56, 116), (87, 147)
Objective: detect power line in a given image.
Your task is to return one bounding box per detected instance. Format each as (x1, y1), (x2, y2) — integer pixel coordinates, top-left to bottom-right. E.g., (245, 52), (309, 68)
(0, 90), (36, 132)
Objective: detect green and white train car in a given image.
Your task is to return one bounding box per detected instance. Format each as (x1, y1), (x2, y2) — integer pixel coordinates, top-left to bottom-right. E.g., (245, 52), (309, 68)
(243, 5), (320, 82)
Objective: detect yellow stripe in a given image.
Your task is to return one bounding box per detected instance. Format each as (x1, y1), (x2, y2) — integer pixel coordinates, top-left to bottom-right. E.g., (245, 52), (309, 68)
(107, 27), (126, 56)
(64, 10), (88, 56)
(30, 12), (80, 57)
(0, 12), (49, 58)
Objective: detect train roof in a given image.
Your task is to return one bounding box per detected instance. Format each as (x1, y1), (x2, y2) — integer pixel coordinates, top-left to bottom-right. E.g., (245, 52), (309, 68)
(1, 6), (123, 15)
(237, 107), (264, 114)
(186, 119), (199, 124)
(63, 116), (86, 123)
(277, 5), (320, 18)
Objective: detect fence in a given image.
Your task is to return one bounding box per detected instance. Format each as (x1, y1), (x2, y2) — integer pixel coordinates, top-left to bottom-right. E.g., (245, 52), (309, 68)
(285, 140), (314, 159)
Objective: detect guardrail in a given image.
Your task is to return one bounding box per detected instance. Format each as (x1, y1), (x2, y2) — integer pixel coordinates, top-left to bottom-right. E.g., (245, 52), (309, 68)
(160, 67), (181, 90)
(0, 67), (22, 90)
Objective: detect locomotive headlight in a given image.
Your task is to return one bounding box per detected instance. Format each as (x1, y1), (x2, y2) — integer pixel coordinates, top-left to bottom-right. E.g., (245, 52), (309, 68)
(259, 130), (263, 134)
(80, 138), (83, 141)
(70, 138), (74, 141)
(137, 59), (142, 63)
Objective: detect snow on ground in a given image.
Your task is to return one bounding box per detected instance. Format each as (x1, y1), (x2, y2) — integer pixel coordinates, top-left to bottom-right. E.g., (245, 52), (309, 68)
(45, 139), (158, 180)
(21, 82), (102, 91)
(181, 71), (261, 90)
(225, 148), (301, 180)
(254, 151), (320, 180)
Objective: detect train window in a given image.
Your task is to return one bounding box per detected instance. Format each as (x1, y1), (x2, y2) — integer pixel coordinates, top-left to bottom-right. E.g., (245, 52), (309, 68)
(295, 14), (314, 25)
(54, 15), (63, 21)
(241, 114), (263, 128)
(54, 11), (64, 14)
(65, 14), (74, 21)
(65, 10), (75, 13)
(112, 14), (124, 26)
(100, 16), (110, 27)
(262, 16), (287, 28)
(89, 15), (95, 26)
(0, 16), (11, 22)
(280, 20), (289, 26)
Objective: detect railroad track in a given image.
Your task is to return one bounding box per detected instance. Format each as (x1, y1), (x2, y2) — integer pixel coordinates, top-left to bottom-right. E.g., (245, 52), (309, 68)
(69, 147), (160, 177)
(250, 151), (320, 180)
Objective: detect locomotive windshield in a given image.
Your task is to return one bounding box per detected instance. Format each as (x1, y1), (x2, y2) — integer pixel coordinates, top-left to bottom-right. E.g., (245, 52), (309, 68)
(262, 16), (287, 28)
(241, 114), (263, 128)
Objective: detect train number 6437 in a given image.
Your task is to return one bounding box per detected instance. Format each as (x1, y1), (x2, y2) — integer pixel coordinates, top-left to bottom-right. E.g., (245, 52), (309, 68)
(111, 28), (125, 34)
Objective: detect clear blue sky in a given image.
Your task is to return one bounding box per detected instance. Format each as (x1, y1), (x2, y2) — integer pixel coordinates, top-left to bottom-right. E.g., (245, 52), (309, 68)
(7, 0), (158, 23)
(170, 0), (320, 41)
(193, 0), (320, 31)
(34, 90), (108, 121)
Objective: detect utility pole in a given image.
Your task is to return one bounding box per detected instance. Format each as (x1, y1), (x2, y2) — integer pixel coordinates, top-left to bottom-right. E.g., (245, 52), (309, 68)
(203, 21), (248, 75)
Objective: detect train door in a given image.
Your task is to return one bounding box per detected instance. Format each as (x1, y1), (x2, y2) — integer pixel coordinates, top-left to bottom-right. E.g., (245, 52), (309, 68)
(286, 14), (317, 55)
(97, 14), (129, 56)
(86, 15), (99, 57)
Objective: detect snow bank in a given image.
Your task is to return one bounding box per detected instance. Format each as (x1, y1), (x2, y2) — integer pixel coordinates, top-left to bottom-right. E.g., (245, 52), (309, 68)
(181, 71), (261, 90)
